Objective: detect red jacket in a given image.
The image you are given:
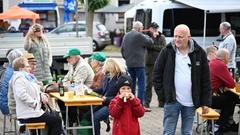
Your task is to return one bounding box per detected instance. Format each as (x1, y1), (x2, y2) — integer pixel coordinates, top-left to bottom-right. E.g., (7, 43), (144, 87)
(109, 96), (145, 135)
(209, 58), (235, 93)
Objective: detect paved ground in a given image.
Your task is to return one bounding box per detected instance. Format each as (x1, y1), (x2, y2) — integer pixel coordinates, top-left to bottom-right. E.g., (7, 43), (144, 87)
(0, 51), (239, 135)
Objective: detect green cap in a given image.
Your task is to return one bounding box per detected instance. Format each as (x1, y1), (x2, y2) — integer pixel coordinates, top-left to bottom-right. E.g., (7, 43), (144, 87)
(90, 52), (106, 62)
(63, 48), (81, 58)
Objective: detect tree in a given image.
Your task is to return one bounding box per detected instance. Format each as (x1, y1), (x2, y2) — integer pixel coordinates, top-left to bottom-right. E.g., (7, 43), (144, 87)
(80, 0), (110, 37)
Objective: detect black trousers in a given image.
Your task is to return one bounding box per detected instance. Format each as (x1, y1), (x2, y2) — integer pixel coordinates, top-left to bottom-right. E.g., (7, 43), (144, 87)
(19, 112), (63, 135)
(211, 91), (238, 127)
(144, 64), (162, 107)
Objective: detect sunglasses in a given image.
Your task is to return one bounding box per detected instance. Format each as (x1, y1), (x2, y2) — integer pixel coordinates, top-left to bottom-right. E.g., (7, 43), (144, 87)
(33, 27), (42, 32)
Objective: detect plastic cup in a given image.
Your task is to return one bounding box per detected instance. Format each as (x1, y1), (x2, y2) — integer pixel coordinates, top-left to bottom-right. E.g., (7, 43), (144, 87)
(68, 91), (75, 99)
(236, 83), (240, 92)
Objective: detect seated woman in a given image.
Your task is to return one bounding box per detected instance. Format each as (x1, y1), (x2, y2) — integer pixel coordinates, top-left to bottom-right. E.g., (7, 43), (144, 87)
(10, 57), (63, 135)
(87, 58), (126, 135)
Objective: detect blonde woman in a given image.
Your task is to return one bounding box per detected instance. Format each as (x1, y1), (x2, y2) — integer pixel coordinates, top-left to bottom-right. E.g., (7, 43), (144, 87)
(87, 58), (127, 135)
(24, 23), (52, 82)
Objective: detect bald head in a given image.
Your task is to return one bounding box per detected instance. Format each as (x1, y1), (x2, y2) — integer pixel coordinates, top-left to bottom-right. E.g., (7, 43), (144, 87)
(216, 48), (229, 64)
(173, 24), (191, 50)
(174, 24), (191, 37)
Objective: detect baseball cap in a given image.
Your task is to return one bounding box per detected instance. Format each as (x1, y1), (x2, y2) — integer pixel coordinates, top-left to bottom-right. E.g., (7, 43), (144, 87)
(90, 52), (106, 62)
(63, 48), (81, 58)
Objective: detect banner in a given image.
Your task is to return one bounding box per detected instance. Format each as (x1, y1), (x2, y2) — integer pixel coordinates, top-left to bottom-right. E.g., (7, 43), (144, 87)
(64, 0), (76, 23)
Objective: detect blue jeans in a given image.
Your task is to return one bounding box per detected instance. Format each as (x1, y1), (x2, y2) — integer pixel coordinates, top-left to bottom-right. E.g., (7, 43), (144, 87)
(127, 67), (146, 105)
(93, 106), (109, 135)
(163, 101), (195, 135)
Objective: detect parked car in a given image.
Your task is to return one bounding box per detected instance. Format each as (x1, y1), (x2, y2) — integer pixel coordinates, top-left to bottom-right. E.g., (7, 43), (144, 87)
(46, 21), (111, 51)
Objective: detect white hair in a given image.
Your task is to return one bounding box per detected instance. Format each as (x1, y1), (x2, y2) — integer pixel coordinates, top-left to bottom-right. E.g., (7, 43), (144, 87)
(216, 48), (229, 60)
(7, 49), (23, 64)
(132, 21), (143, 31)
(220, 22), (231, 31)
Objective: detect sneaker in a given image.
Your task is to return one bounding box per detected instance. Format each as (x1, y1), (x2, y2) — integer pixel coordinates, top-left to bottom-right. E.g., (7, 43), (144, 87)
(144, 107), (152, 112)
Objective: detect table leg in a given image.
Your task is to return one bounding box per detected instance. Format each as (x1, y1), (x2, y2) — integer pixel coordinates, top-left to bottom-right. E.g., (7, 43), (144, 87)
(238, 110), (240, 135)
(66, 106), (69, 132)
(90, 105), (95, 135)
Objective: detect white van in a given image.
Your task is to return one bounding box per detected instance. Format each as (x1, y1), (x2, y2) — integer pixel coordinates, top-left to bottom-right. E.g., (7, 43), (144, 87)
(125, 0), (240, 49)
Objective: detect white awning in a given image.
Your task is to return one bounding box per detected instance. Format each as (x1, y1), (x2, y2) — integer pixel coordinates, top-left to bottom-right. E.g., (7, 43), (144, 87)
(175, 0), (240, 13)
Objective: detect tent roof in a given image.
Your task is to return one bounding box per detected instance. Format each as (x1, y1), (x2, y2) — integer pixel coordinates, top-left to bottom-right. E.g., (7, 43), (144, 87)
(175, 0), (240, 13)
(0, 6), (39, 22)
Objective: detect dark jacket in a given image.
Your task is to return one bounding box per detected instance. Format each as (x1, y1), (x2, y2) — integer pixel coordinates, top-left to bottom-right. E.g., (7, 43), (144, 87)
(145, 31), (166, 65)
(94, 75), (120, 106)
(121, 30), (153, 68)
(153, 39), (212, 108)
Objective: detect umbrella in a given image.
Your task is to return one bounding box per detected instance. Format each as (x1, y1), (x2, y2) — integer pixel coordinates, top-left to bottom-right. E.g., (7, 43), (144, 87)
(0, 6), (39, 23)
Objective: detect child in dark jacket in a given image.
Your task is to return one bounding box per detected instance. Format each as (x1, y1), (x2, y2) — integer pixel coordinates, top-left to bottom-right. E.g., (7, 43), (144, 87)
(109, 75), (145, 135)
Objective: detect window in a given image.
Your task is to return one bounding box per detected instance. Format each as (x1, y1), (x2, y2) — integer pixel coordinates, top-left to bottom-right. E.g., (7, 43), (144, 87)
(73, 24), (85, 32)
(96, 24), (107, 31)
(163, 8), (221, 37)
(119, 0), (130, 6)
(55, 24), (73, 33)
(135, 9), (152, 29)
(226, 12), (240, 45)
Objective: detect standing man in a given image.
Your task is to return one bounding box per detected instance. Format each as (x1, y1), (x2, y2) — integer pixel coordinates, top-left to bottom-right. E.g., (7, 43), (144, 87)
(153, 24), (212, 135)
(144, 22), (166, 110)
(218, 22), (237, 78)
(121, 21), (153, 105)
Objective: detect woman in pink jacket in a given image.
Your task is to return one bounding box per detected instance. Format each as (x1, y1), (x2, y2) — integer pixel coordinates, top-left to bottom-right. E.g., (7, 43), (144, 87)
(109, 75), (145, 135)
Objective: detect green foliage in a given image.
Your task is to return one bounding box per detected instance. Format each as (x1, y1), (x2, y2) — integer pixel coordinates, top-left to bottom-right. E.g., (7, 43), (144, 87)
(80, 0), (110, 11)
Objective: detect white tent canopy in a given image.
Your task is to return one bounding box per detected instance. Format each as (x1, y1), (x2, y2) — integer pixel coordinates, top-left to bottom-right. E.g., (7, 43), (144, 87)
(175, 0), (240, 13)
(175, 0), (240, 46)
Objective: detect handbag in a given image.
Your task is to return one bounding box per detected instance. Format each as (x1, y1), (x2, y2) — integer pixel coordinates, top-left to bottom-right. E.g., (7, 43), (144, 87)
(44, 103), (61, 118)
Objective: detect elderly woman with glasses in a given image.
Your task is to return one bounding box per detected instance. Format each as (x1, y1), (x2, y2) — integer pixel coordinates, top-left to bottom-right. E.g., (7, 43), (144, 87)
(9, 57), (63, 135)
(24, 23), (52, 83)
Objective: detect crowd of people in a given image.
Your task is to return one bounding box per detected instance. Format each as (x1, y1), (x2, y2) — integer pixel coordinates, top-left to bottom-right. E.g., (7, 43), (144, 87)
(0, 20), (239, 135)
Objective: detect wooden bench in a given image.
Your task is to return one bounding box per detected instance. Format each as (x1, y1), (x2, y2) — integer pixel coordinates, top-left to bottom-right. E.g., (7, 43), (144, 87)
(25, 122), (46, 135)
(196, 107), (220, 135)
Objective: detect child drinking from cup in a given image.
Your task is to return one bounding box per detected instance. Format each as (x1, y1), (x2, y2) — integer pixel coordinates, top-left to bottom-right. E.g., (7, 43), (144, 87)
(109, 75), (145, 135)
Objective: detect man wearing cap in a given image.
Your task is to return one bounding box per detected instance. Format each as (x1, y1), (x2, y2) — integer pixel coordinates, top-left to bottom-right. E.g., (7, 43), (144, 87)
(144, 22), (166, 111)
(61, 48), (94, 125)
(121, 21), (153, 105)
(63, 48), (94, 87)
(89, 52), (106, 89)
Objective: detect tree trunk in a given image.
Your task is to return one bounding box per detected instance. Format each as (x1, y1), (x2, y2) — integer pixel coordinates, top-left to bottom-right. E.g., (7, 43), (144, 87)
(86, 10), (94, 37)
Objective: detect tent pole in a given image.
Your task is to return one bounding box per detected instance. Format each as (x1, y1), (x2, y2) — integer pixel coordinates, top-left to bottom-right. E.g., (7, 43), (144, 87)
(203, 10), (207, 48)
